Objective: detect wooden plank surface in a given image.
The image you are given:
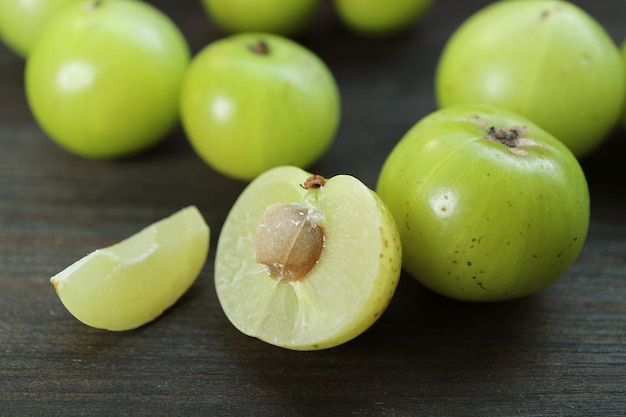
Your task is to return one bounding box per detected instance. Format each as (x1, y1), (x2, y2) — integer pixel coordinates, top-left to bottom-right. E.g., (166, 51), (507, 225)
(1, 1), (625, 415)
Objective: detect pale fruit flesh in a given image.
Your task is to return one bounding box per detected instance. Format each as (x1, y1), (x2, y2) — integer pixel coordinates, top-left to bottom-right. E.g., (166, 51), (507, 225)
(215, 166), (402, 350)
(51, 206), (210, 331)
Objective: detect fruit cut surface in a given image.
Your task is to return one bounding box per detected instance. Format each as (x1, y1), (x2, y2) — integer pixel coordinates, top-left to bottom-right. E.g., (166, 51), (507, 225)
(215, 166), (401, 350)
(51, 206), (210, 331)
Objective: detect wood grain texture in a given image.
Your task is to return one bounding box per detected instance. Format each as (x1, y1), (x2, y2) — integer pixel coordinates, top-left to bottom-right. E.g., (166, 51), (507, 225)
(1, 1), (625, 416)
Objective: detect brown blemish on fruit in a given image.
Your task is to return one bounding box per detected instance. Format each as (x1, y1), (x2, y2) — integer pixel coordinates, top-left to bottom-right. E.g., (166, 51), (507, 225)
(472, 114), (488, 128)
(249, 39), (270, 55)
(472, 276), (487, 291)
(254, 203), (324, 282)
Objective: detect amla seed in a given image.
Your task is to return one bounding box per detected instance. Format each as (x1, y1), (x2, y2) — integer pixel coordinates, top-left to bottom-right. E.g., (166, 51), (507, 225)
(254, 203), (324, 282)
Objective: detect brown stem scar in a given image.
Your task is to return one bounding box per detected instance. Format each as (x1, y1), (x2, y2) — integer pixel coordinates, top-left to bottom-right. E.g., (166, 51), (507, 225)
(249, 40), (270, 55)
(301, 175), (326, 189)
(488, 126), (526, 147)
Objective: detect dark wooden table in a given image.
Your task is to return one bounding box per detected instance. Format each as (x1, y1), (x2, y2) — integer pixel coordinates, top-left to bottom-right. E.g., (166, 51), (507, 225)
(2, 1), (625, 415)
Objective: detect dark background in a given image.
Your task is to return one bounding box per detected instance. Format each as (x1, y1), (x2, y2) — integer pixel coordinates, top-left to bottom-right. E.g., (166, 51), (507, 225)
(1, 1), (625, 415)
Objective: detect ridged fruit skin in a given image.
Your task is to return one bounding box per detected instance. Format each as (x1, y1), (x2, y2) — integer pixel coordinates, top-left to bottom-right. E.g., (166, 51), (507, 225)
(25, 0), (190, 158)
(436, 0), (624, 158)
(180, 33), (340, 181)
(377, 105), (590, 302)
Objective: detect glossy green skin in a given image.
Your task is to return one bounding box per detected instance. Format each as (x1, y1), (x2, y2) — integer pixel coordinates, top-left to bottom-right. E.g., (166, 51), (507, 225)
(201, 0), (318, 35)
(0, 0), (84, 57)
(333, 0), (433, 36)
(377, 105), (590, 302)
(435, 0), (624, 159)
(180, 33), (340, 181)
(25, 0), (190, 159)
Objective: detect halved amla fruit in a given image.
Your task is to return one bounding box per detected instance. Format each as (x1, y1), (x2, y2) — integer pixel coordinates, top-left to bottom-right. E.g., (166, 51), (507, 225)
(50, 206), (210, 331)
(215, 166), (402, 350)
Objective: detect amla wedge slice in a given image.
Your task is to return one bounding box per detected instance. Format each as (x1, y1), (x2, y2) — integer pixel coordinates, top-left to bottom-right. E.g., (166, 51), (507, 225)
(215, 166), (402, 350)
(51, 206), (210, 331)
